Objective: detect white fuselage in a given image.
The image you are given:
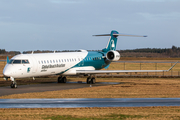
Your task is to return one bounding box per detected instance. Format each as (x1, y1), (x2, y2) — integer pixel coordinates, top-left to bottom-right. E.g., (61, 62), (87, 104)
(3, 50), (97, 78)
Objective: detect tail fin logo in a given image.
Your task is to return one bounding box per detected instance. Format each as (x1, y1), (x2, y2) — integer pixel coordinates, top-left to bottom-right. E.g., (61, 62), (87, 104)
(110, 39), (115, 50)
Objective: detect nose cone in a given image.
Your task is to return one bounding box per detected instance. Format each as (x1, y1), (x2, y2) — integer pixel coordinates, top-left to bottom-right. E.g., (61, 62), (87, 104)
(3, 65), (11, 77)
(3, 70), (10, 77)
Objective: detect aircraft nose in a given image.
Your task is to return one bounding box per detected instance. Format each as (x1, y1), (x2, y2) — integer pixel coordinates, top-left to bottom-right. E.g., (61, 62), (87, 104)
(3, 69), (11, 77)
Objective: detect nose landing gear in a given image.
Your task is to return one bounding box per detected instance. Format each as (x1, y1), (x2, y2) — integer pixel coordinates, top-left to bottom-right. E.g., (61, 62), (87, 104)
(10, 77), (17, 88)
(11, 81), (17, 88)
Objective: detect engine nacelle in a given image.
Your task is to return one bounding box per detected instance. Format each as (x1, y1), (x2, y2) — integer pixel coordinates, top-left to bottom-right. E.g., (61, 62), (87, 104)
(106, 50), (120, 61)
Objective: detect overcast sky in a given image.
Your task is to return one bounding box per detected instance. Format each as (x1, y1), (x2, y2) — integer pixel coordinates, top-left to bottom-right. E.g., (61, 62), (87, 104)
(0, 0), (179, 52)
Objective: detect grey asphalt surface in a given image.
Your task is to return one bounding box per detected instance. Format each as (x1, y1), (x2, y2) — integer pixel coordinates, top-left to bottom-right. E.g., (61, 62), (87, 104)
(0, 82), (106, 97)
(1, 98), (180, 108)
(0, 82), (118, 97)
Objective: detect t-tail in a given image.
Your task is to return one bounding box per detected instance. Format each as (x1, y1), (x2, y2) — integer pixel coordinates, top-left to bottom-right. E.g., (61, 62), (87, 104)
(93, 30), (147, 52)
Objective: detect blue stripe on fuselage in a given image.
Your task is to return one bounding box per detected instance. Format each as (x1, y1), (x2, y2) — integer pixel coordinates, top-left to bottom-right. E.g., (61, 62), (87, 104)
(74, 51), (110, 70)
(57, 51), (110, 75)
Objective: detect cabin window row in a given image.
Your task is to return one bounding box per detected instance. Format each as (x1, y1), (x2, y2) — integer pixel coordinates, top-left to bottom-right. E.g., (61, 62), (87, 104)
(38, 58), (81, 64)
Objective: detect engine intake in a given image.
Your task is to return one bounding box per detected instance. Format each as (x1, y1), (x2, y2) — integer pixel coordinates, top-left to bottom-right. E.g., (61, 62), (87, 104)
(106, 50), (120, 61)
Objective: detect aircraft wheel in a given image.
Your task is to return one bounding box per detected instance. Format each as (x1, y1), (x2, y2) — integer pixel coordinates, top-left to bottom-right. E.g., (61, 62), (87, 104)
(86, 77), (91, 84)
(91, 78), (96, 84)
(62, 77), (67, 83)
(10, 83), (17, 88)
(10, 83), (14, 88)
(14, 83), (17, 88)
(58, 77), (62, 83)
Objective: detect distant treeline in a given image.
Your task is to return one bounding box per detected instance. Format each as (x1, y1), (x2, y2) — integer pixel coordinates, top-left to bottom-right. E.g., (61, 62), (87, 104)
(118, 46), (180, 58)
(0, 49), (20, 55)
(119, 46), (179, 53)
(0, 45), (180, 58)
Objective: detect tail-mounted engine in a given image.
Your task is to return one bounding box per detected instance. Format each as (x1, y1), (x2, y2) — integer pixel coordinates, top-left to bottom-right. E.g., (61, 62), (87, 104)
(106, 50), (120, 61)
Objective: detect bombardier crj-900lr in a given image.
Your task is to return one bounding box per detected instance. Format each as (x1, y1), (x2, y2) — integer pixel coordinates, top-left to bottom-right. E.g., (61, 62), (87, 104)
(3, 30), (178, 88)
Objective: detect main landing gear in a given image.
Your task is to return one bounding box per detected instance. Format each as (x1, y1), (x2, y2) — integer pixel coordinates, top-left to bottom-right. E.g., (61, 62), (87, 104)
(57, 76), (96, 84)
(57, 76), (67, 83)
(86, 76), (96, 84)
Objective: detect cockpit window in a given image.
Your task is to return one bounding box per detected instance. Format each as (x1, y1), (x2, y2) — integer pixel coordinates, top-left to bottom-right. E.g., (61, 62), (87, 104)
(8, 59), (30, 64)
(22, 60), (29, 64)
(13, 60), (21, 64)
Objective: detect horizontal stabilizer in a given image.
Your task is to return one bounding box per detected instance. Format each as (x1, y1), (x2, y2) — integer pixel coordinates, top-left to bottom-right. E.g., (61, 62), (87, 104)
(93, 33), (147, 37)
(113, 34), (147, 37)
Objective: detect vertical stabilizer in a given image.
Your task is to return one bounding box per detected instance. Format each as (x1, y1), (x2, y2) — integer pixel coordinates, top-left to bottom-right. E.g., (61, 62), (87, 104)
(6, 56), (9, 63)
(102, 30), (119, 52)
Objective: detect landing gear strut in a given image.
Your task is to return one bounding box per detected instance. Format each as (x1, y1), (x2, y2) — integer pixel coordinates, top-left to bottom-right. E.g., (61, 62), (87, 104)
(86, 76), (96, 84)
(57, 76), (67, 83)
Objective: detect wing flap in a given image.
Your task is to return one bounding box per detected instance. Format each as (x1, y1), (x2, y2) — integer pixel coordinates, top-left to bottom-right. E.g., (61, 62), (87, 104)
(76, 70), (167, 75)
(76, 61), (178, 75)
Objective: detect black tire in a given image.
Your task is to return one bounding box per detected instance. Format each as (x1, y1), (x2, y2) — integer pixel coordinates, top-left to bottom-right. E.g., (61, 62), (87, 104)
(10, 83), (14, 88)
(58, 77), (62, 83)
(86, 77), (91, 84)
(62, 77), (67, 83)
(10, 83), (17, 88)
(91, 78), (96, 84)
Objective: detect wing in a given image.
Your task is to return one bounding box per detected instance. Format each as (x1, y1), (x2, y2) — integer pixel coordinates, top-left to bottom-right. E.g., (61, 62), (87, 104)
(77, 61), (178, 75)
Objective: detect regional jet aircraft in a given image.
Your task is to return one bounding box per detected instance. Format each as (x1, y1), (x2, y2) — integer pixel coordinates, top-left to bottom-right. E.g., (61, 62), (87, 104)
(3, 30), (178, 88)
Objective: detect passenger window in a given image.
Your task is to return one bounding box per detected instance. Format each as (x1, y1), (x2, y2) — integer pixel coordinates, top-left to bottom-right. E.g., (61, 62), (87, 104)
(44, 60), (46, 64)
(67, 59), (69, 62)
(50, 60), (52, 63)
(47, 60), (49, 63)
(22, 60), (29, 64)
(53, 60), (55, 63)
(61, 59), (63, 62)
(41, 61), (43, 64)
(64, 59), (66, 62)
(56, 60), (58, 63)
(59, 60), (61, 63)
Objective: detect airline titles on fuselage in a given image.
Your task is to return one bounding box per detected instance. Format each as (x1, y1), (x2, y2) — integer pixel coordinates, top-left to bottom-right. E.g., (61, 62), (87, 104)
(42, 64), (65, 69)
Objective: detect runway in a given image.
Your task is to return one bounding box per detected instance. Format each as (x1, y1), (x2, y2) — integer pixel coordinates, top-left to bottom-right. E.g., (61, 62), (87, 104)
(0, 98), (180, 108)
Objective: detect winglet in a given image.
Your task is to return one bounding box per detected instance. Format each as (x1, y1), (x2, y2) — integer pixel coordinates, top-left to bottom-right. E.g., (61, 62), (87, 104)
(168, 61), (179, 71)
(6, 56), (9, 63)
